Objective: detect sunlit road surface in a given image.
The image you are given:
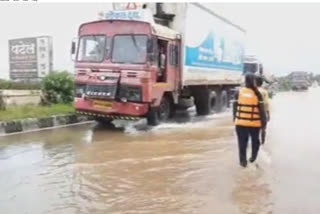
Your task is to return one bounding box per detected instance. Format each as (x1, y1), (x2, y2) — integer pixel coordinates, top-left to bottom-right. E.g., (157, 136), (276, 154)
(0, 87), (319, 214)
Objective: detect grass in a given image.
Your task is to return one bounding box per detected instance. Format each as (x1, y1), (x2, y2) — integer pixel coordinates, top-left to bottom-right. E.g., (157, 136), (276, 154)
(0, 104), (75, 122)
(0, 80), (41, 90)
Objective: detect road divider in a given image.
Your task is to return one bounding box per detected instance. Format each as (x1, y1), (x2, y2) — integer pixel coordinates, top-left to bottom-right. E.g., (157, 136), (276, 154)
(0, 114), (91, 136)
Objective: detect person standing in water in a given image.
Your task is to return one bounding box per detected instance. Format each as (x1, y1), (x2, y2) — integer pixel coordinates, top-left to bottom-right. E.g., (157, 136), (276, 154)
(233, 73), (267, 167)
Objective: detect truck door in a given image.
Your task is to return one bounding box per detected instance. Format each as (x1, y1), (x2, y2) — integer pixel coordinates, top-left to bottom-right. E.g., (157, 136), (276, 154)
(156, 39), (168, 82)
(155, 39), (179, 91)
(168, 41), (180, 91)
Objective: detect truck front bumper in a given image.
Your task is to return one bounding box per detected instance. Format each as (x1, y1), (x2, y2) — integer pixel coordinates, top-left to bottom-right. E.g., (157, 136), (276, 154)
(74, 98), (149, 120)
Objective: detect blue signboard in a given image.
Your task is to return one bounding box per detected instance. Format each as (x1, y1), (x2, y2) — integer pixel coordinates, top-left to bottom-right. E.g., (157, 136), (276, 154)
(104, 10), (142, 20)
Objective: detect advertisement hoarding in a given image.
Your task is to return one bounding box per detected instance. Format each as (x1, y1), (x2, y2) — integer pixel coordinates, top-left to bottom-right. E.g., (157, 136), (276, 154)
(9, 36), (53, 80)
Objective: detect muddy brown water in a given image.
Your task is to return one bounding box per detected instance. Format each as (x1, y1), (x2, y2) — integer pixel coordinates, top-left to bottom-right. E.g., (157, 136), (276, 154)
(1, 87), (320, 214)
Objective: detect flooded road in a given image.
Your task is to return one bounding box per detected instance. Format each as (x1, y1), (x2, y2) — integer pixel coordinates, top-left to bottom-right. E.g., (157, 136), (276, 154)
(1, 88), (320, 214)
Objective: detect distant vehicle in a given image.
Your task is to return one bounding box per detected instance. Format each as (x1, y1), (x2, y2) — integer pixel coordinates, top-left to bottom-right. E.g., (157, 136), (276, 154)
(288, 71), (310, 91)
(243, 55), (275, 98)
(71, 3), (247, 125)
(243, 55), (263, 74)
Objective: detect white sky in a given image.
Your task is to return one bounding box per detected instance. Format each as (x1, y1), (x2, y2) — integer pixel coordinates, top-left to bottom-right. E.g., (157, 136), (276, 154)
(0, 3), (320, 79)
(208, 3), (320, 76)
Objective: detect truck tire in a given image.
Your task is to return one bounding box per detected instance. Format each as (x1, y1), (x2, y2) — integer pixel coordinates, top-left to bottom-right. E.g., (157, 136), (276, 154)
(147, 96), (172, 126)
(159, 96), (172, 121)
(215, 90), (228, 113)
(194, 89), (216, 116)
(147, 108), (160, 126)
(176, 97), (194, 111)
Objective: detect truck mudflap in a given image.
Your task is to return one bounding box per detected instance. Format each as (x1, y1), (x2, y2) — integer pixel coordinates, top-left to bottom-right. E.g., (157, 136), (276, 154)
(76, 111), (141, 121)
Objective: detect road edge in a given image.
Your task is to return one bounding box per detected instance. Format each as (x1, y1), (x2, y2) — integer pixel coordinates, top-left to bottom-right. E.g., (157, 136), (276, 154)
(0, 114), (93, 136)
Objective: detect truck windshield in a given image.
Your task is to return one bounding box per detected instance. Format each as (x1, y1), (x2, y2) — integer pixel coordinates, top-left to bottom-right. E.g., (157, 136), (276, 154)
(77, 35), (106, 62)
(112, 35), (148, 64)
(244, 63), (258, 73)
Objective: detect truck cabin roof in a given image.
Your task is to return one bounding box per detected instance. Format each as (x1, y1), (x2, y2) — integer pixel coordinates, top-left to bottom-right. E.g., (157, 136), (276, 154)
(79, 19), (179, 40)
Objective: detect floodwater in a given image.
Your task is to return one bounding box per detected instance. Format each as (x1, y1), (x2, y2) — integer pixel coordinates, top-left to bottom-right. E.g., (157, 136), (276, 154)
(1, 87), (320, 214)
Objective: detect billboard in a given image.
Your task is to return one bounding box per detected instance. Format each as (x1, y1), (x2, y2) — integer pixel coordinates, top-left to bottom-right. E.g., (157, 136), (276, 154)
(9, 36), (53, 80)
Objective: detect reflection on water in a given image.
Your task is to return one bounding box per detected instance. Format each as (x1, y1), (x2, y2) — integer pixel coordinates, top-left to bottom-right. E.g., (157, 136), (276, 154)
(3, 92), (307, 213)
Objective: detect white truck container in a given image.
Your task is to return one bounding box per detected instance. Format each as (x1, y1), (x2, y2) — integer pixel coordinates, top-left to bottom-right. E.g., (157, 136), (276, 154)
(145, 3), (246, 86)
(150, 3), (246, 115)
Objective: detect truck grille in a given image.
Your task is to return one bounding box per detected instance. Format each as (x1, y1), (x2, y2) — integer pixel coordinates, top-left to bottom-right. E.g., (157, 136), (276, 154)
(86, 84), (117, 99)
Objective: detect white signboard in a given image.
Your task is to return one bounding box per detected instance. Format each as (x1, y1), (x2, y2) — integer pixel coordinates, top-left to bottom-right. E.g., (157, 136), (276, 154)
(98, 9), (154, 24)
(36, 36), (53, 78)
(9, 36), (53, 80)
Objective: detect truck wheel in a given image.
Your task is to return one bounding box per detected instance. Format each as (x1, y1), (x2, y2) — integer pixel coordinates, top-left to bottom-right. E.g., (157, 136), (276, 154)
(147, 108), (160, 126)
(215, 90), (228, 113)
(159, 96), (172, 121)
(176, 97), (194, 111)
(194, 89), (216, 116)
(147, 96), (172, 126)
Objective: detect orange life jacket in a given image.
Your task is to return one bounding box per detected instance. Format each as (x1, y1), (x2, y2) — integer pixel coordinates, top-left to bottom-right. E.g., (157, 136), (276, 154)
(235, 87), (262, 128)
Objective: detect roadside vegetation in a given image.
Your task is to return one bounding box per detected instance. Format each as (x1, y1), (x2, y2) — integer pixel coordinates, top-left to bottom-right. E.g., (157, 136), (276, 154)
(274, 73), (320, 92)
(0, 71), (75, 121)
(0, 104), (74, 121)
(41, 71), (74, 104)
(0, 79), (41, 90)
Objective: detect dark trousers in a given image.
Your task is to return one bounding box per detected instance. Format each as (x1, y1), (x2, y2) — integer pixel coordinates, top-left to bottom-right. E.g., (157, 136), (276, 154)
(235, 125), (261, 164)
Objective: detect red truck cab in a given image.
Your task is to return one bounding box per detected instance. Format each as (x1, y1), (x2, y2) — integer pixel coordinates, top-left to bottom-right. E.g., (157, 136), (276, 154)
(73, 9), (180, 125)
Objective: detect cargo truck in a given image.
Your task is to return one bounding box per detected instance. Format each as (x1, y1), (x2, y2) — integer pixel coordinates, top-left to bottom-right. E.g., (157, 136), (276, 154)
(243, 55), (275, 98)
(72, 3), (245, 125)
(288, 71), (310, 91)
(244, 55), (263, 74)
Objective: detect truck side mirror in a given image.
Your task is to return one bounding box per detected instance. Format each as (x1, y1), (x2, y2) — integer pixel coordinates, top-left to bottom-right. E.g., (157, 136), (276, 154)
(71, 41), (76, 54)
(70, 38), (78, 61)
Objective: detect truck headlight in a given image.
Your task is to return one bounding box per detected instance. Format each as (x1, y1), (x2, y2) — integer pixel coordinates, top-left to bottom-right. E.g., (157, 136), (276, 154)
(75, 84), (86, 98)
(118, 85), (142, 102)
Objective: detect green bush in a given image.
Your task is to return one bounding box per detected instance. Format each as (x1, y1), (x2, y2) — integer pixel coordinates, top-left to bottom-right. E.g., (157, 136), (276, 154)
(42, 71), (74, 104)
(0, 79), (41, 90)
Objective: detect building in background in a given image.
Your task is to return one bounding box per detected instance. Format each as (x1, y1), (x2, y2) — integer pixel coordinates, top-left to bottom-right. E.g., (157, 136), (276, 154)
(8, 36), (53, 81)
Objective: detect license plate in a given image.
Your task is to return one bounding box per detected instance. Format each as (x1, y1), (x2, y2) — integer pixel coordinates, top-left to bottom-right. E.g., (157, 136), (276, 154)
(93, 100), (112, 109)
